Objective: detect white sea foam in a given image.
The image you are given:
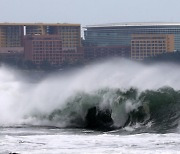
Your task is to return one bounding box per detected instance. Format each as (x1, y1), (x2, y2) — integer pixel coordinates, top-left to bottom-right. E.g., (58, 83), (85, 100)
(0, 58), (180, 126)
(1, 129), (180, 154)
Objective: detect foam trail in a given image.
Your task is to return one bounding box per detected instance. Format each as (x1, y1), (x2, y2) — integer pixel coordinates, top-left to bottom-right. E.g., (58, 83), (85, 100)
(0, 58), (180, 126)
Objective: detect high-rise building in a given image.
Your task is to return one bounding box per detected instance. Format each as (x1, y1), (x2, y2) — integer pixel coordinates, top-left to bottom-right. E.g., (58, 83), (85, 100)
(0, 23), (81, 47)
(0, 25), (24, 47)
(0, 23), (82, 65)
(131, 34), (174, 60)
(84, 23), (180, 49)
(24, 35), (62, 65)
(25, 24), (81, 49)
(84, 23), (180, 59)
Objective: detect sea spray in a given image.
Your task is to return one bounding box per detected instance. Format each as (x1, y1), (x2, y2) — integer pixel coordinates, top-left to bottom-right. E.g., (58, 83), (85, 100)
(0, 58), (180, 132)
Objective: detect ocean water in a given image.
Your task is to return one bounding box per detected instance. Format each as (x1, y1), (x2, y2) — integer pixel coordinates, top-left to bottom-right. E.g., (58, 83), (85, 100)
(1, 58), (180, 154)
(1, 127), (180, 154)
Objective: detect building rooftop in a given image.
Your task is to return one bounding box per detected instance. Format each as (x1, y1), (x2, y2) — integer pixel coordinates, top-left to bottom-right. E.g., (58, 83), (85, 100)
(85, 22), (180, 28)
(0, 23), (80, 26)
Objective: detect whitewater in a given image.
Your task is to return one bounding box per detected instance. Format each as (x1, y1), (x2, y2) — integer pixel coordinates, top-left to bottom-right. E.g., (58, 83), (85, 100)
(1, 58), (180, 154)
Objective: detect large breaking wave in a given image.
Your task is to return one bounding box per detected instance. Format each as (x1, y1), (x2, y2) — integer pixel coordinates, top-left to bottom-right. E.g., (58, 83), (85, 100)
(1, 58), (180, 133)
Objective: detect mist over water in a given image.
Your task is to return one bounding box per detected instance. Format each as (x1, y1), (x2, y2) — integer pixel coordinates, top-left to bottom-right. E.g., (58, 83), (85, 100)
(0, 58), (180, 130)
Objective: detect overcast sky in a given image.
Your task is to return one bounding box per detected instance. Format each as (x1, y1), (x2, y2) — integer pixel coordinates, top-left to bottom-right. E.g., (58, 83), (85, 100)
(1, 0), (180, 26)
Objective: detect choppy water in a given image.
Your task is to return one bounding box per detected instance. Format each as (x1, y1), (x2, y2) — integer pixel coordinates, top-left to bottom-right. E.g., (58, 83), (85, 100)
(1, 58), (180, 153)
(0, 127), (180, 154)
(1, 127), (180, 154)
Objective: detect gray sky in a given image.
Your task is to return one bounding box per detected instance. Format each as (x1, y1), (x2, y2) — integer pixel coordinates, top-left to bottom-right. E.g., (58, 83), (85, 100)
(1, 0), (180, 26)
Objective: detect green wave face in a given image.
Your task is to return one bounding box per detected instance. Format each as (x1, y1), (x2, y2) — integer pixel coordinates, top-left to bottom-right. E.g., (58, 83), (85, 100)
(36, 87), (180, 133)
(139, 87), (180, 133)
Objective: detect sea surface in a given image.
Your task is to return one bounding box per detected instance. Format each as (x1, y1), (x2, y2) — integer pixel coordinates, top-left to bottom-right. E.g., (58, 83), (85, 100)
(1, 127), (180, 154)
(1, 58), (180, 154)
